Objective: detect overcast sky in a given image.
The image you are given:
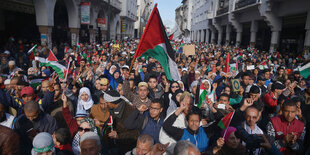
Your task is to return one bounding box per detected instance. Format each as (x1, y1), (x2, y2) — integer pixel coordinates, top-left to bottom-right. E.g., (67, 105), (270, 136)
(154, 0), (182, 29)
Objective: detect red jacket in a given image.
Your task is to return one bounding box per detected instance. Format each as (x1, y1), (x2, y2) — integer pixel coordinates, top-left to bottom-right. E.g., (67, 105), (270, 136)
(62, 107), (78, 140)
(271, 115), (305, 155)
(263, 91), (277, 107)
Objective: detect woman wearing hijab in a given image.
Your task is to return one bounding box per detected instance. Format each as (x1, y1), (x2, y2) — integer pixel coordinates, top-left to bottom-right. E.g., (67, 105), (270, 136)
(209, 127), (246, 155)
(104, 64), (123, 90)
(167, 89), (184, 115)
(72, 118), (98, 155)
(77, 87), (94, 113)
(109, 69), (123, 90)
(163, 81), (181, 116)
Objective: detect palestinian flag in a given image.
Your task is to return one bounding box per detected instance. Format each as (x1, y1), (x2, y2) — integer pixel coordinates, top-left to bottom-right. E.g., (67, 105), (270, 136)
(64, 47), (69, 53)
(48, 49), (58, 61)
(197, 81), (208, 108)
(299, 62), (310, 78)
(217, 111), (235, 129)
(234, 54), (242, 61)
(259, 60), (268, 70)
(169, 33), (174, 41)
(230, 63), (238, 75)
(223, 53), (230, 73)
(30, 78), (44, 87)
(80, 52), (92, 64)
(28, 44), (37, 60)
(77, 42), (80, 51)
(35, 57), (67, 79)
(133, 5), (180, 81)
(29, 77), (49, 87)
(27, 44), (37, 54)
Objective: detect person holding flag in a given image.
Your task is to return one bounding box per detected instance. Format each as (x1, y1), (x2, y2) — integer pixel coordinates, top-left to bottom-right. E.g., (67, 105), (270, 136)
(129, 4), (180, 82)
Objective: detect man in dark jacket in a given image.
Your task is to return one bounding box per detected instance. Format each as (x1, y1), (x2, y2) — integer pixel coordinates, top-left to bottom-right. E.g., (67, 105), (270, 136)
(124, 98), (164, 143)
(104, 90), (140, 154)
(14, 101), (58, 155)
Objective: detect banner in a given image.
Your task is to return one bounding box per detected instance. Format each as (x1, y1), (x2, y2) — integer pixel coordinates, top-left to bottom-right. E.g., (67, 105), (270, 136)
(80, 2), (90, 24)
(97, 18), (106, 28)
(183, 44), (195, 56)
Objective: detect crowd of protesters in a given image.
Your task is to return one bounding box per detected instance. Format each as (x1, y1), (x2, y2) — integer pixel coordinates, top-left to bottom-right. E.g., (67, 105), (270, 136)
(0, 37), (310, 155)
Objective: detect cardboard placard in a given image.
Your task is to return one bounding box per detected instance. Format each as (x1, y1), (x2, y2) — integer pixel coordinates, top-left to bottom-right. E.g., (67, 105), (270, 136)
(231, 79), (241, 92)
(183, 44), (195, 56)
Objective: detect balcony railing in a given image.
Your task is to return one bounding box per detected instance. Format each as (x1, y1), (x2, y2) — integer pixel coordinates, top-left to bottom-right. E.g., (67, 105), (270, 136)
(235, 0), (257, 9)
(216, 7), (228, 16)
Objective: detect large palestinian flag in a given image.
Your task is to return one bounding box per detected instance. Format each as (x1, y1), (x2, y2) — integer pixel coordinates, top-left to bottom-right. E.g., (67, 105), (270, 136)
(133, 5), (180, 81)
(35, 57), (67, 79)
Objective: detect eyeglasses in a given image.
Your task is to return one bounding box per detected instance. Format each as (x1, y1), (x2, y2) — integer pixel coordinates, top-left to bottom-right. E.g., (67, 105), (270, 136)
(171, 86), (179, 88)
(78, 127), (91, 132)
(60, 82), (67, 84)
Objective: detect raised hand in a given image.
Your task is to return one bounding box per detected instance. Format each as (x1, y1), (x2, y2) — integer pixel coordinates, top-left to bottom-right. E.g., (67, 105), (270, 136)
(61, 93), (68, 108)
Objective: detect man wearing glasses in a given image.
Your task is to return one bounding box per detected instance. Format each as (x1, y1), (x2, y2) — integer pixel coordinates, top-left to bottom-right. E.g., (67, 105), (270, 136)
(124, 98), (164, 143)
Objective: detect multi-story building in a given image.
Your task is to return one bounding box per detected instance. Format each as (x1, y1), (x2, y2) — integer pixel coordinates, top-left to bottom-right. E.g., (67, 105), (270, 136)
(0, 0), (127, 48)
(181, 0), (194, 37)
(174, 0), (194, 39)
(134, 0), (153, 38)
(120, 0), (138, 39)
(188, 0), (310, 53)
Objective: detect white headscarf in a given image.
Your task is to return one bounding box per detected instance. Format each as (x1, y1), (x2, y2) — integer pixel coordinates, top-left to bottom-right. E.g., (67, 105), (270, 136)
(202, 79), (215, 103)
(77, 87), (94, 111)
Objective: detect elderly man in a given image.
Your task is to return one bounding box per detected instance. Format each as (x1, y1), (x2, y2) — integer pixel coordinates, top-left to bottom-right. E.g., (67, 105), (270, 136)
(31, 132), (55, 155)
(14, 101), (57, 154)
(123, 74), (151, 108)
(159, 92), (194, 154)
(104, 90), (139, 154)
(80, 132), (101, 155)
(126, 134), (155, 155)
(242, 106), (264, 155)
(173, 140), (201, 155)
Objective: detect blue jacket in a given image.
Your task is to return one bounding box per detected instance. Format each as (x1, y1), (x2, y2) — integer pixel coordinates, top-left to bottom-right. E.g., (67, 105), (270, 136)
(124, 109), (164, 143)
(180, 127), (209, 152)
(141, 111), (164, 143)
(163, 113), (210, 152)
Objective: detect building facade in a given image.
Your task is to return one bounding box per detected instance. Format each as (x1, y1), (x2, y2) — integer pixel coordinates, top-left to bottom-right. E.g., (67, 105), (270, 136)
(0, 0), (139, 48)
(187, 0), (310, 53)
(134, 0), (153, 38)
(120, 0), (138, 39)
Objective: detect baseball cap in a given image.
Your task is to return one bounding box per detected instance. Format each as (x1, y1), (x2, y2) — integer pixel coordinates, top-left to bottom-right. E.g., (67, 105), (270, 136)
(74, 109), (89, 118)
(100, 78), (109, 85)
(121, 65), (129, 70)
(21, 86), (34, 96)
(138, 82), (148, 88)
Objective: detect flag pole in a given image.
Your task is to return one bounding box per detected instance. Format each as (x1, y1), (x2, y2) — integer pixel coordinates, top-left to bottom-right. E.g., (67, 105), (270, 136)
(129, 3), (158, 72)
(223, 110), (235, 138)
(65, 60), (71, 80)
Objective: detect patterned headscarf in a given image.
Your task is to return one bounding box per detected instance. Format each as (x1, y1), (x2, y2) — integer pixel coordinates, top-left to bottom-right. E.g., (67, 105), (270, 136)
(80, 118), (96, 132)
